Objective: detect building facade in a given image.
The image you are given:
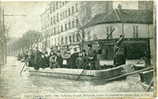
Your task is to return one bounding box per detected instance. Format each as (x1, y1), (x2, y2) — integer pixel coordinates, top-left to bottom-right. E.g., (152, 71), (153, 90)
(41, 1), (154, 65)
(41, 1), (79, 52)
(40, 1), (113, 52)
(82, 8), (153, 64)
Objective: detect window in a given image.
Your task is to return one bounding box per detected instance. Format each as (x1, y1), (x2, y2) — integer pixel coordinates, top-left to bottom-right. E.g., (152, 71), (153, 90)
(69, 36), (72, 43)
(76, 33), (80, 42)
(54, 27), (56, 34)
(58, 26), (60, 33)
(58, 37), (60, 45)
(61, 36), (64, 44)
(75, 3), (78, 12)
(60, 13), (62, 20)
(50, 7), (52, 14)
(56, 2), (58, 9)
(75, 18), (79, 27)
(65, 23), (67, 30)
(72, 20), (75, 28)
(133, 25), (139, 38)
(53, 16), (55, 24)
(68, 22), (71, 29)
(61, 25), (63, 32)
(59, 2), (61, 8)
(73, 34), (75, 42)
(63, 12), (65, 19)
(65, 36), (68, 44)
(56, 26), (58, 33)
(52, 28), (54, 35)
(53, 4), (55, 11)
(62, 2), (64, 6)
(57, 13), (59, 22)
(72, 6), (74, 13)
(102, 45), (114, 60)
(51, 17), (53, 25)
(68, 8), (71, 16)
(55, 38), (56, 45)
(126, 42), (149, 59)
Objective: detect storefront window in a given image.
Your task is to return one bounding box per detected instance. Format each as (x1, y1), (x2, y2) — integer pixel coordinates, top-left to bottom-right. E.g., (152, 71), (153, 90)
(126, 43), (148, 59)
(101, 45), (114, 60)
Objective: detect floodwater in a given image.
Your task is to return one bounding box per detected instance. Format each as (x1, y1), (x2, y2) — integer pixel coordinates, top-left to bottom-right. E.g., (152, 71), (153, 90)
(0, 56), (151, 99)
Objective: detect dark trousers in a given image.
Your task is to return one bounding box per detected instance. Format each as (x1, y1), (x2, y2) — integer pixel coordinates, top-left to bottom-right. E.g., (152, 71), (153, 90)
(87, 59), (95, 70)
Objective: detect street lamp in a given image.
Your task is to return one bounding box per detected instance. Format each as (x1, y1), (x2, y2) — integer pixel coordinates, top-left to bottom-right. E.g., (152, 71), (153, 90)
(2, 8), (27, 64)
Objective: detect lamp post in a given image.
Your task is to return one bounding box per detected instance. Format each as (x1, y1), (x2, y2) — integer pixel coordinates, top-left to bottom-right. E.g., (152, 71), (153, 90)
(2, 8), (26, 64)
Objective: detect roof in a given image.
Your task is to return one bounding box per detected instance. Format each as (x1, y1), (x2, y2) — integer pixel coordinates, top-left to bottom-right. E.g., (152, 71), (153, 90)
(81, 9), (153, 29)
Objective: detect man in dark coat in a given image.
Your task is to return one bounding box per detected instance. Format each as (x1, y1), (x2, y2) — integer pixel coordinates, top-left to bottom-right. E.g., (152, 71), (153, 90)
(69, 48), (79, 69)
(41, 51), (50, 68)
(82, 49), (88, 69)
(113, 35), (126, 66)
(87, 44), (96, 70)
(56, 50), (63, 68)
(33, 47), (43, 70)
(28, 50), (34, 67)
(49, 50), (57, 69)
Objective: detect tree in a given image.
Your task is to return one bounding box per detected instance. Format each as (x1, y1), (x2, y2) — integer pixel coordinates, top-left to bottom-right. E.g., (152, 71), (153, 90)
(9, 30), (42, 55)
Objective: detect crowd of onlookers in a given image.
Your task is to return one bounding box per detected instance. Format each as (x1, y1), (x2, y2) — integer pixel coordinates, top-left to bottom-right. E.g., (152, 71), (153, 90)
(18, 44), (102, 70)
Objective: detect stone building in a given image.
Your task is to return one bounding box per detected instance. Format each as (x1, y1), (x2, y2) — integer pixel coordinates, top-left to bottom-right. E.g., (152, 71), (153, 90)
(40, 1), (154, 65)
(138, 1), (153, 10)
(40, 1), (113, 52)
(82, 8), (153, 65)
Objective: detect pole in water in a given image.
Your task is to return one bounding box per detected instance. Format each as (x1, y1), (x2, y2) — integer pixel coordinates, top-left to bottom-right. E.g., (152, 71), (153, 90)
(76, 69), (84, 81)
(20, 62), (26, 76)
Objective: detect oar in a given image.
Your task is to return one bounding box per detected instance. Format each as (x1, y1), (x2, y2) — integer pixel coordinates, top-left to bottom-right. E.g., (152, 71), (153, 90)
(99, 67), (153, 81)
(76, 69), (85, 81)
(146, 78), (153, 91)
(20, 62), (26, 76)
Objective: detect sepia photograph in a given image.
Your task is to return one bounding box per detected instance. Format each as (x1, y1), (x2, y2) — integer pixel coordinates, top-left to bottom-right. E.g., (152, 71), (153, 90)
(0, 0), (156, 99)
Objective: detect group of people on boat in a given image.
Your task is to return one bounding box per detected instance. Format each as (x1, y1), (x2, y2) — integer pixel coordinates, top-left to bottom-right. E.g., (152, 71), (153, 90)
(18, 44), (103, 70)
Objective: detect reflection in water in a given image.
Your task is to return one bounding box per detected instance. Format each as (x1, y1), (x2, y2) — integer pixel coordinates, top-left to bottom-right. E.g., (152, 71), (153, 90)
(0, 57), (146, 99)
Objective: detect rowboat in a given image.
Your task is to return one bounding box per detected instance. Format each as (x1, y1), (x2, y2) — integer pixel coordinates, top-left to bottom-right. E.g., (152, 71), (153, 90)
(24, 65), (153, 83)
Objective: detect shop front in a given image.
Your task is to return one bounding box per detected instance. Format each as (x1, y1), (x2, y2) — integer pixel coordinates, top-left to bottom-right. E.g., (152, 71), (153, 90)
(83, 38), (151, 66)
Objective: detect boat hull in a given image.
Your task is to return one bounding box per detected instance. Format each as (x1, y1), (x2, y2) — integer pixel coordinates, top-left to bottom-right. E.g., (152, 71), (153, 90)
(26, 65), (125, 81)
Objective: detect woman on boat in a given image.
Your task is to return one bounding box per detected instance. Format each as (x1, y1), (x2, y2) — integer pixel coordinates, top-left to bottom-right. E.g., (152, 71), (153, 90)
(56, 50), (63, 68)
(49, 50), (57, 69)
(87, 44), (96, 70)
(69, 48), (79, 69)
(33, 47), (43, 70)
(81, 49), (88, 69)
(41, 51), (50, 68)
(28, 49), (35, 67)
(76, 52), (83, 69)
(62, 50), (71, 68)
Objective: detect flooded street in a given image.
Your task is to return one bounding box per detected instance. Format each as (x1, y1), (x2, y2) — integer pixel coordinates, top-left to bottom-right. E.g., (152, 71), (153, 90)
(0, 56), (148, 99)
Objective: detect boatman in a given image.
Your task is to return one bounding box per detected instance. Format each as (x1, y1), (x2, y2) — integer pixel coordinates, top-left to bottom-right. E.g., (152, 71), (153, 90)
(113, 34), (126, 66)
(87, 44), (96, 70)
(49, 50), (57, 69)
(33, 47), (43, 70)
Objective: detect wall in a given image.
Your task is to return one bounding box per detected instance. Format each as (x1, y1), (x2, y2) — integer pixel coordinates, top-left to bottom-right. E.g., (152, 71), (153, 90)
(124, 23), (152, 38)
(85, 23), (153, 41)
(113, 1), (138, 10)
(138, 1), (153, 10)
(91, 1), (113, 17)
